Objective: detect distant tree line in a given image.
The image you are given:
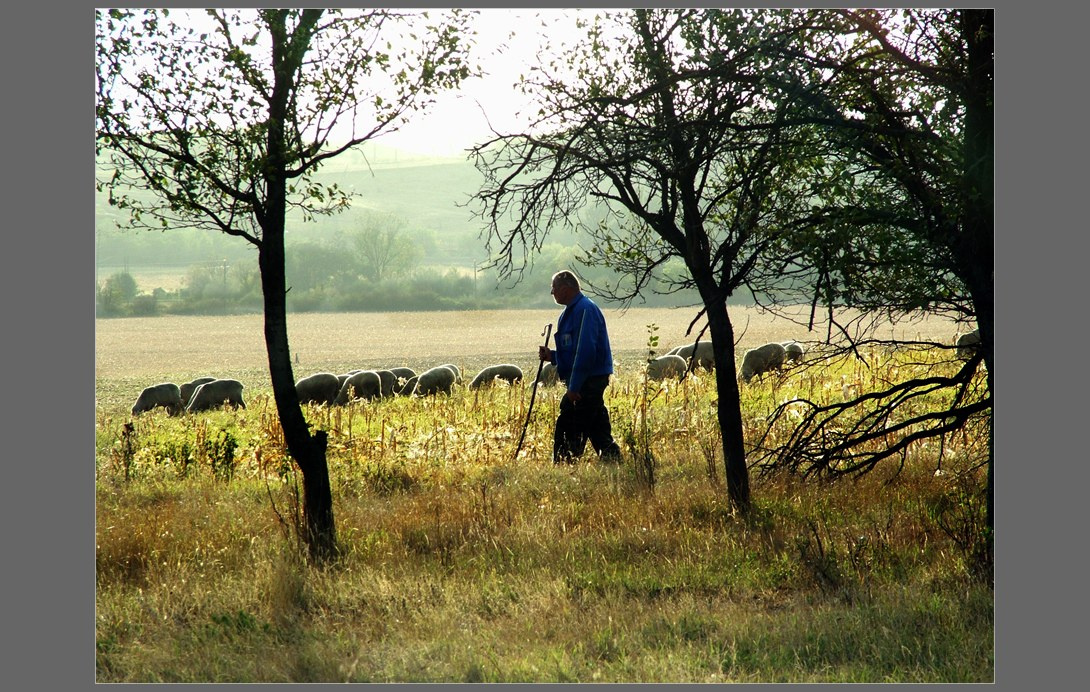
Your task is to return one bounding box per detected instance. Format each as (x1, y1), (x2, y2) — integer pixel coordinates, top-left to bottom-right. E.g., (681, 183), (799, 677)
(95, 238), (710, 318)
(96, 209), (713, 317)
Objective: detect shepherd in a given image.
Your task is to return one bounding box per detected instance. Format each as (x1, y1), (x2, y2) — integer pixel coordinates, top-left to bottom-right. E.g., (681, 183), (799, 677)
(537, 270), (623, 464)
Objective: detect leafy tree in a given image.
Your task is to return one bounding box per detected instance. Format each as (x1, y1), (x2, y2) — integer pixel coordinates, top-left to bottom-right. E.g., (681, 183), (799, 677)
(471, 9), (822, 514)
(97, 271), (139, 316)
(96, 8), (475, 560)
(744, 9), (994, 576)
(349, 213), (421, 281)
(285, 242), (356, 294)
(106, 271), (138, 301)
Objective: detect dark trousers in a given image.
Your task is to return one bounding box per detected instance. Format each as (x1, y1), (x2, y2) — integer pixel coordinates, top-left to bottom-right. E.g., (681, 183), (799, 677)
(554, 374), (622, 463)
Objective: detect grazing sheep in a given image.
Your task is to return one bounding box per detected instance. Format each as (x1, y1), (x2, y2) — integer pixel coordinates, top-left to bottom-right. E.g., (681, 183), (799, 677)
(131, 382), (184, 416)
(469, 364), (524, 389)
(438, 363), (462, 383)
(179, 377), (217, 409)
(388, 367), (417, 395)
(295, 372), (341, 405)
(336, 370), (363, 388)
(646, 354), (688, 381)
(186, 379), (246, 412)
(956, 328), (981, 359)
(374, 369), (399, 398)
(740, 342), (788, 383)
(535, 362), (559, 387)
(397, 375), (419, 396)
(411, 365), (458, 396)
(781, 341), (805, 364)
(668, 340), (716, 370)
(335, 370), (382, 404)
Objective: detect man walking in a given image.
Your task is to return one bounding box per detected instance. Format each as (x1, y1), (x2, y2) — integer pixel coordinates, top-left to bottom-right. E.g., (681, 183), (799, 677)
(538, 270), (622, 464)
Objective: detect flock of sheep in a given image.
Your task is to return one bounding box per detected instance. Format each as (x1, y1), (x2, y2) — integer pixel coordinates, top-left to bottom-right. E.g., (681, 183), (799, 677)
(130, 363), (528, 417)
(645, 340), (805, 383)
(130, 329), (981, 416)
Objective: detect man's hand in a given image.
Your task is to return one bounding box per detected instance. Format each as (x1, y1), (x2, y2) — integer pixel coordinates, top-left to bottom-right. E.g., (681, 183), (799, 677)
(565, 390), (582, 403)
(538, 346), (552, 362)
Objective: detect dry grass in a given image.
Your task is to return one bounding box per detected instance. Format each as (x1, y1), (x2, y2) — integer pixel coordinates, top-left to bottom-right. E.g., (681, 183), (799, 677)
(95, 307), (989, 683)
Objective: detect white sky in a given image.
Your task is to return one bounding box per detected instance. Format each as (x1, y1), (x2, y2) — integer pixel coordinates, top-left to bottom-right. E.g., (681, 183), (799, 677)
(376, 8), (597, 157)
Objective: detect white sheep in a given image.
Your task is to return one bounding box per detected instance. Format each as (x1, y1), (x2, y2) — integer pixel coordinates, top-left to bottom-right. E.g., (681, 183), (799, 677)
(131, 382), (184, 416)
(740, 342), (788, 383)
(186, 379), (246, 412)
(646, 354), (688, 381)
(469, 364), (524, 389)
(956, 328), (981, 359)
(668, 340), (716, 370)
(335, 370), (382, 404)
(295, 372), (341, 405)
(179, 377), (217, 409)
(781, 341), (805, 364)
(411, 365), (458, 396)
(535, 362), (559, 387)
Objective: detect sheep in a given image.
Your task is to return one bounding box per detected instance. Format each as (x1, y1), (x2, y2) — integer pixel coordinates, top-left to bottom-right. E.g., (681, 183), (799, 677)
(469, 364), (524, 389)
(336, 370), (362, 388)
(438, 363), (462, 383)
(646, 354), (688, 381)
(374, 369), (399, 398)
(535, 362), (559, 387)
(295, 372), (341, 405)
(388, 367), (417, 395)
(131, 382), (184, 416)
(781, 341), (805, 364)
(410, 365), (458, 396)
(956, 328), (981, 359)
(186, 379), (246, 412)
(397, 375), (419, 396)
(179, 376), (217, 409)
(335, 370), (382, 405)
(739, 342), (788, 383)
(668, 340), (716, 370)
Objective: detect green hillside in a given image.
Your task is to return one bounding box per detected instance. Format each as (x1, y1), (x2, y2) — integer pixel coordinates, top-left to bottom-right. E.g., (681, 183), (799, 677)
(95, 143), (493, 271)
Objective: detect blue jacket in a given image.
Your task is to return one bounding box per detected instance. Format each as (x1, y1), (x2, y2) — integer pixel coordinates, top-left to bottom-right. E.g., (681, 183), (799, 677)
(551, 293), (614, 394)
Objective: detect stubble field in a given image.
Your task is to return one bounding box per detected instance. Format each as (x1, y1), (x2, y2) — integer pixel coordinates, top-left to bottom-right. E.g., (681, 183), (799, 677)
(95, 305), (959, 406)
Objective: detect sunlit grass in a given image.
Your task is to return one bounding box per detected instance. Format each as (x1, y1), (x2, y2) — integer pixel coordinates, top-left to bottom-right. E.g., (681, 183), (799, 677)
(96, 323), (990, 683)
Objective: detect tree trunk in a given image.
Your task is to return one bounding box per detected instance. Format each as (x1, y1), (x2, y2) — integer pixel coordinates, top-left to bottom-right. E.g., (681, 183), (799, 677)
(961, 8), (994, 578)
(259, 242), (338, 562)
(703, 296), (752, 515)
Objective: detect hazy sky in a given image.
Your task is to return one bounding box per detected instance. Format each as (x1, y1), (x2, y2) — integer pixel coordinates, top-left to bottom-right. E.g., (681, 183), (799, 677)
(378, 8), (596, 157)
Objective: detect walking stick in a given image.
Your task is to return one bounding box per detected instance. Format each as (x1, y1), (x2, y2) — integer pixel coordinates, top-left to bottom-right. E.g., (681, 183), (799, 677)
(515, 323), (552, 461)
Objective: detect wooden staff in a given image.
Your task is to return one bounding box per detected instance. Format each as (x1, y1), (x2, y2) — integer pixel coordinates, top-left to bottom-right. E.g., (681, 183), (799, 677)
(514, 323), (552, 461)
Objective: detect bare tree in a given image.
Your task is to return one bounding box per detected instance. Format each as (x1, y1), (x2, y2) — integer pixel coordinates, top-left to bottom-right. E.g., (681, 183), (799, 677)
(96, 8), (475, 561)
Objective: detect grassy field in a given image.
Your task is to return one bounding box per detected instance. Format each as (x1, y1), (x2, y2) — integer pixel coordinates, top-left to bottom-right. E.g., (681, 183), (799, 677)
(95, 307), (992, 683)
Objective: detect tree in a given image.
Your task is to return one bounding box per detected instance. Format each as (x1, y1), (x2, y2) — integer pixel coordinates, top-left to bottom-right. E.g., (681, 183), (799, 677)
(96, 8), (474, 561)
(745, 9), (994, 576)
(350, 213), (421, 281)
(97, 271), (139, 316)
(471, 9), (820, 514)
